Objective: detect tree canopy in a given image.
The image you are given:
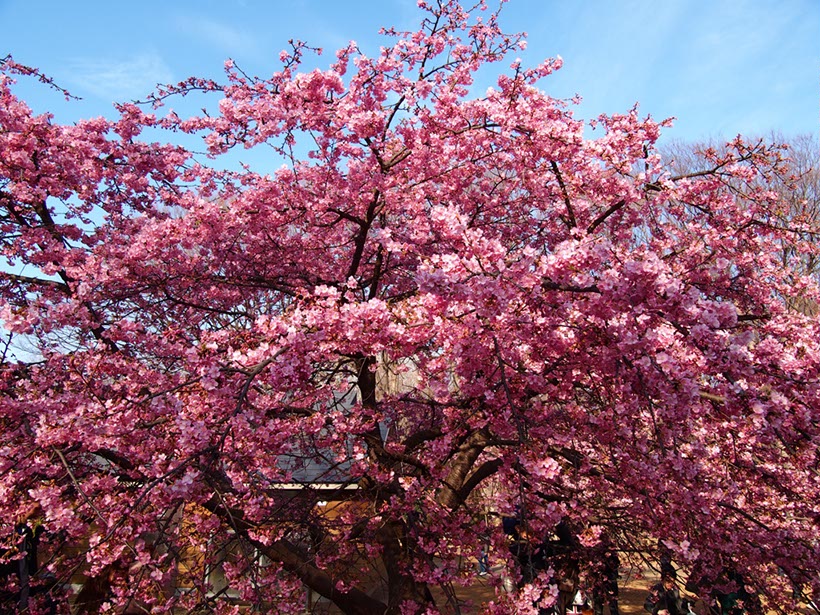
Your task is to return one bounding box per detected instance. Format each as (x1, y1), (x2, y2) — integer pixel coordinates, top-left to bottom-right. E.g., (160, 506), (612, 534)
(1, 1), (819, 613)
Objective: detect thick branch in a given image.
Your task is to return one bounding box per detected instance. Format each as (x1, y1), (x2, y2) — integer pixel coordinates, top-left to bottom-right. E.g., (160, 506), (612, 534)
(551, 161), (577, 229)
(345, 191), (381, 281)
(453, 457), (504, 506)
(0, 272), (71, 293)
(436, 430), (490, 509)
(542, 280), (601, 294)
(587, 199), (626, 234)
(201, 496), (386, 615)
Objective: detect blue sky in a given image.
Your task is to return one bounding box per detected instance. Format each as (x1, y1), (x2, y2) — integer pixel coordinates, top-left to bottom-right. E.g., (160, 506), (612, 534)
(1, 0), (818, 145)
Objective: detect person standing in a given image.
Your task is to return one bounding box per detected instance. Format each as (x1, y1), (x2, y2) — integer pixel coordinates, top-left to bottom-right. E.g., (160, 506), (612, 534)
(591, 536), (620, 615)
(645, 573), (685, 615)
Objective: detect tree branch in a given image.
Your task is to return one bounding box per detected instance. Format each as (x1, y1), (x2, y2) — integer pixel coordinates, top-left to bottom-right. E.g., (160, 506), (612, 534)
(201, 495), (386, 615)
(551, 161), (577, 229)
(587, 199), (626, 234)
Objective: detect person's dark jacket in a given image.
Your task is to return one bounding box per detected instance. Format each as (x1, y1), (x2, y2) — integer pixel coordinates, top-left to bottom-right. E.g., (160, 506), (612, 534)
(644, 581), (684, 615)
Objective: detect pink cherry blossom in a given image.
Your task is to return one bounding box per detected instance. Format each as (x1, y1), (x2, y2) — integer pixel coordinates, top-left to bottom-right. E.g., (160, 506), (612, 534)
(1, 2), (819, 614)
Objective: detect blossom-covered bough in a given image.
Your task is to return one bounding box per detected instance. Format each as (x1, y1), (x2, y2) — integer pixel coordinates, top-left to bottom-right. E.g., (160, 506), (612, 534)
(1, 1), (819, 613)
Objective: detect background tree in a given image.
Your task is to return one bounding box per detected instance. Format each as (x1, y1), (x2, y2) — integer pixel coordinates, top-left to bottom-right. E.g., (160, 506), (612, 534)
(2, 1), (819, 613)
(662, 133), (820, 312)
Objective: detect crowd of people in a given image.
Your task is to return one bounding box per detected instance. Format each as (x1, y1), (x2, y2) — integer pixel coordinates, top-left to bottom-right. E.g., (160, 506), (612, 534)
(500, 518), (765, 615)
(0, 514), (775, 614)
(642, 563), (763, 615)
(501, 516), (619, 615)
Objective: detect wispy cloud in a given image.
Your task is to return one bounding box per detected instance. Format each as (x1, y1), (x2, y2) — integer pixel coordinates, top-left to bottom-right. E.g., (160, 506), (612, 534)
(176, 16), (260, 58)
(67, 52), (174, 102)
(657, 0), (819, 137)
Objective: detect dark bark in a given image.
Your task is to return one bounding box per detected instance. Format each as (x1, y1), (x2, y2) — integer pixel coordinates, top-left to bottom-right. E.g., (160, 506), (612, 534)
(201, 495), (388, 615)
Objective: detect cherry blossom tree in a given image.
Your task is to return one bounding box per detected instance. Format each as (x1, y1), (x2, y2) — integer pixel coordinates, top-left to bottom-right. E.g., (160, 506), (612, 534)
(2, 2), (819, 613)
(663, 133), (820, 287)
